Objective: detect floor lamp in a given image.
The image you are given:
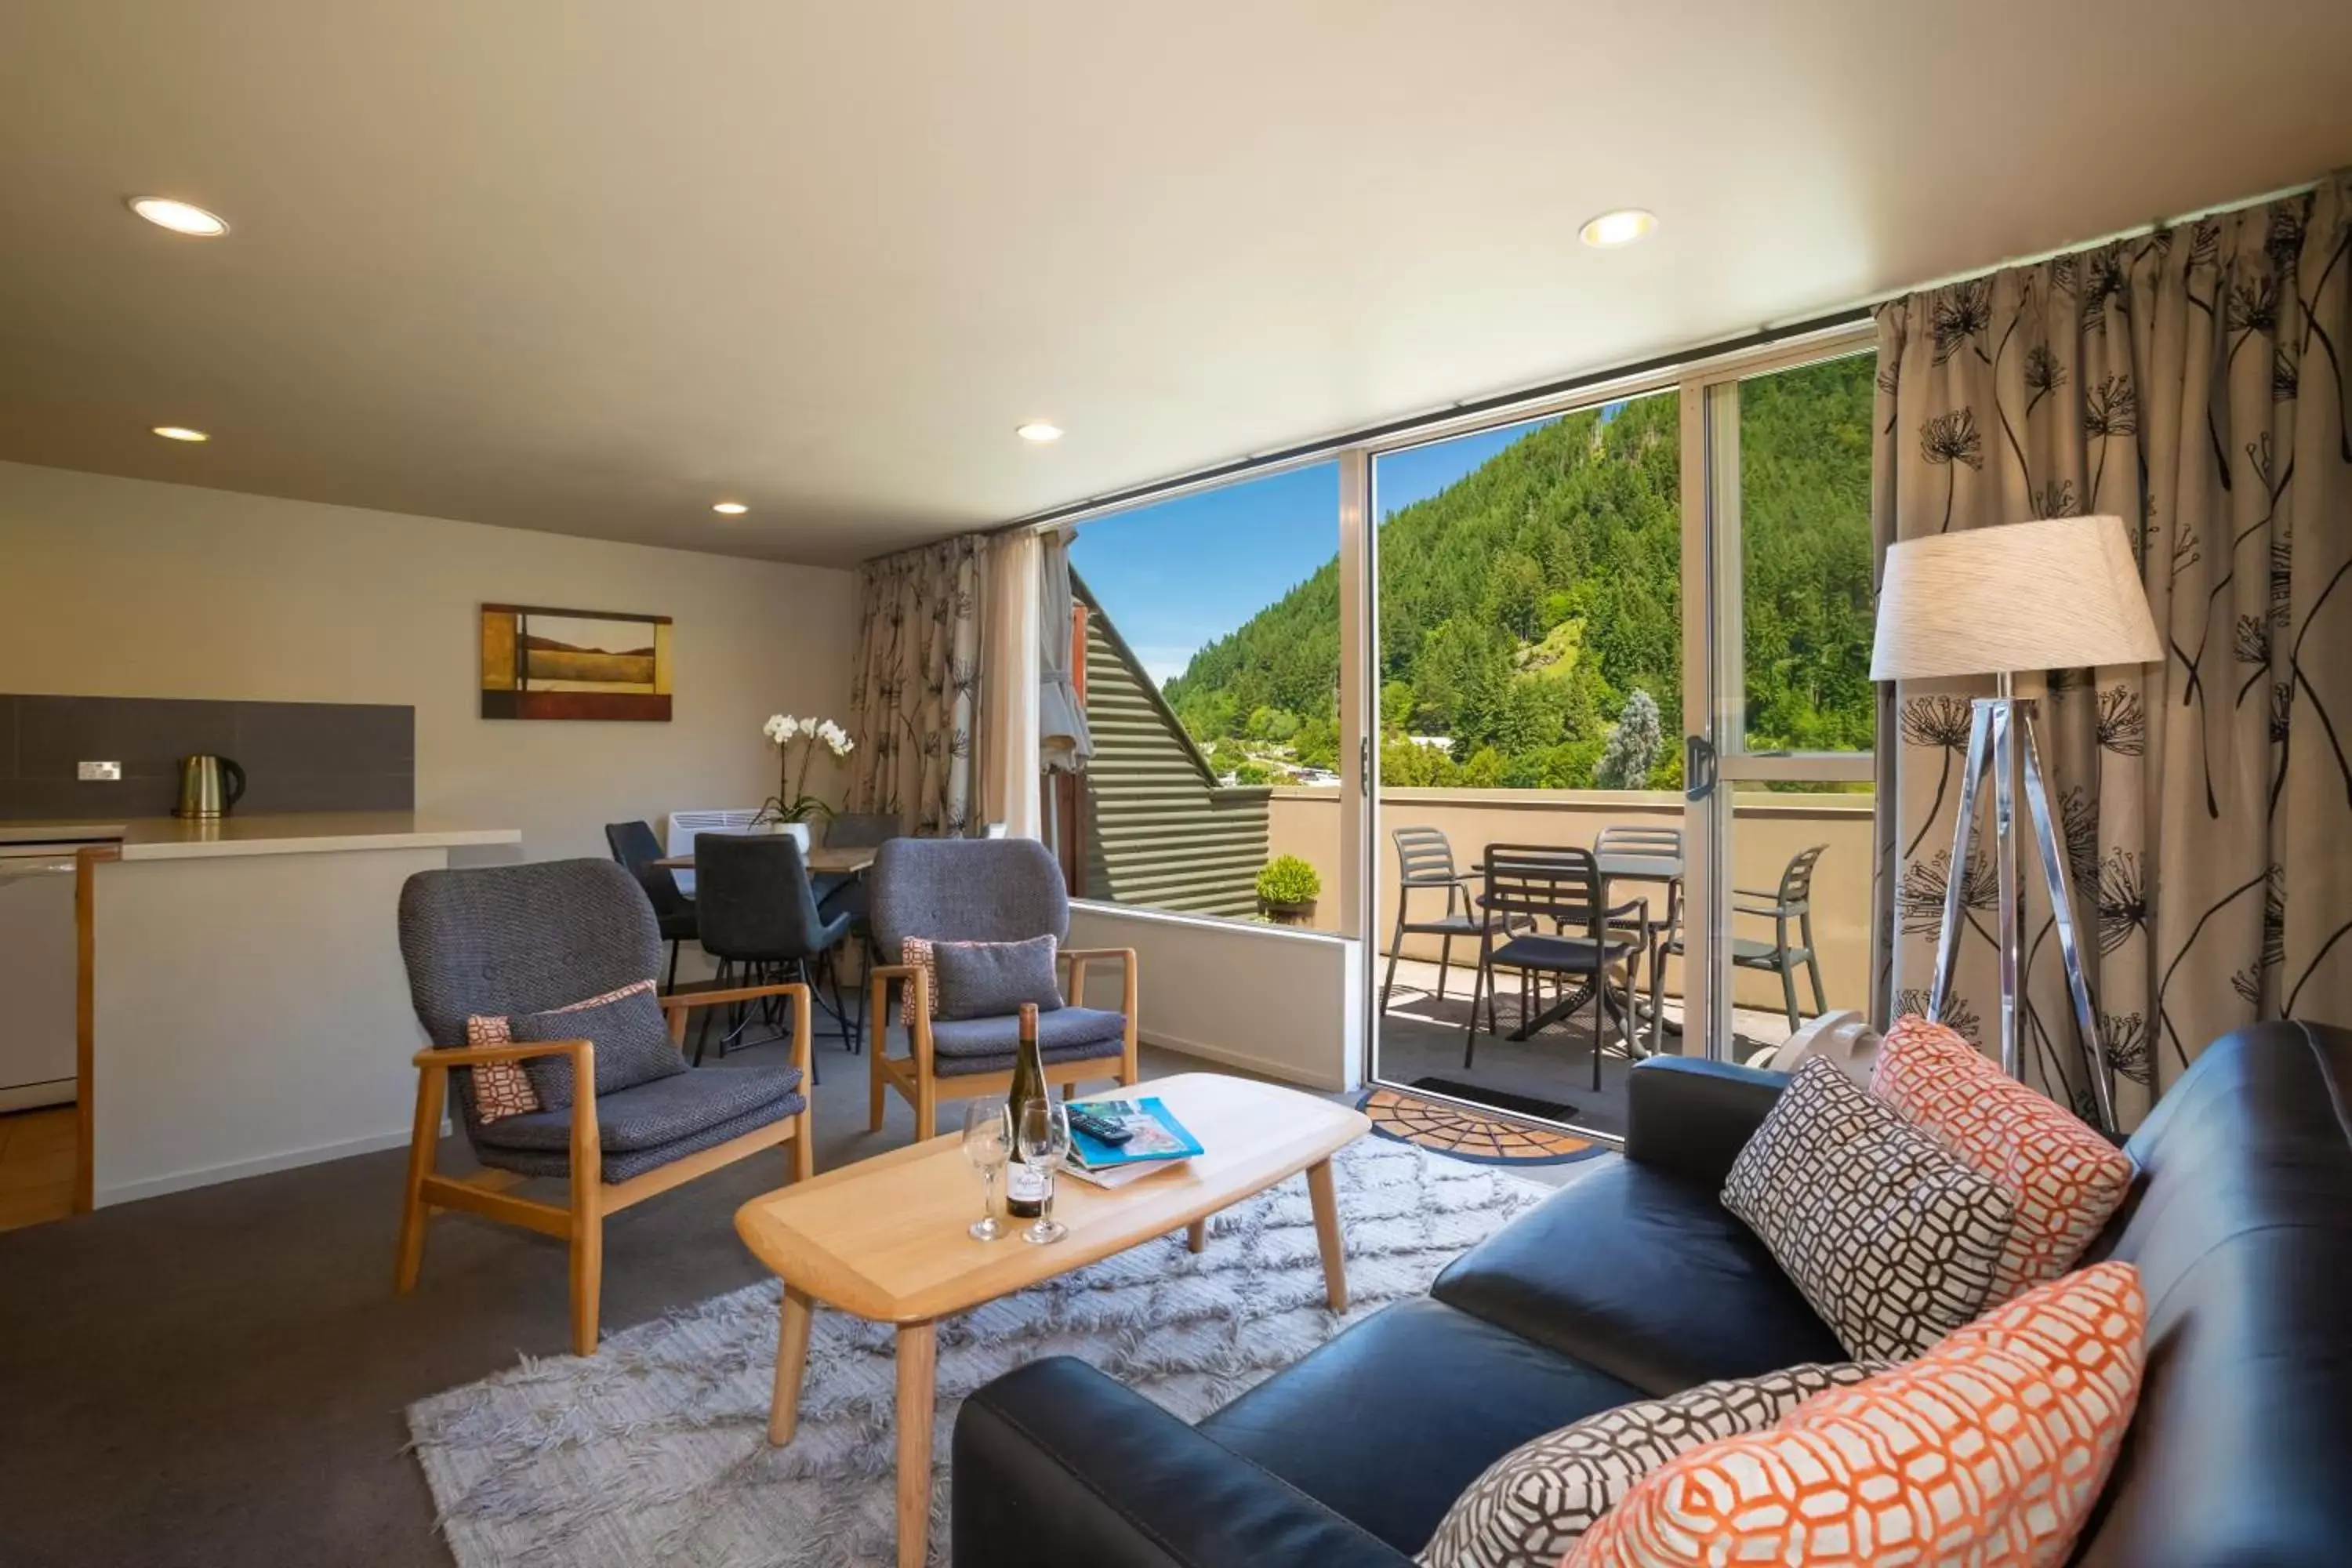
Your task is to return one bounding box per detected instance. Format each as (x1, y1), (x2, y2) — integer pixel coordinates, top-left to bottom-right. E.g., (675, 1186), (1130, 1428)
(1871, 516), (2162, 1133)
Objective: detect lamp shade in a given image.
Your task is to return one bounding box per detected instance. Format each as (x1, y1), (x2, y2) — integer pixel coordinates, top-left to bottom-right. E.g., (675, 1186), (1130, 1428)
(1871, 515), (2162, 682)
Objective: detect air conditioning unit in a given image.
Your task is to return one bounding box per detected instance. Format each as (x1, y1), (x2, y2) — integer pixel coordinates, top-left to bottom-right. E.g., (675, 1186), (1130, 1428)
(665, 808), (764, 895)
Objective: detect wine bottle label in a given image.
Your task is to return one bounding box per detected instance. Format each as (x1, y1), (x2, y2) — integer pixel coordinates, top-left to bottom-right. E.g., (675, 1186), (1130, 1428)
(1005, 1159), (1049, 1205)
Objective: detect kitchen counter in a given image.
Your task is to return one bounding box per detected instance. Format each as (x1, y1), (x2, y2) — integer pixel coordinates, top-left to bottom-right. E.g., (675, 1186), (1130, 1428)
(57, 814), (521, 1209)
(2, 812), (520, 860)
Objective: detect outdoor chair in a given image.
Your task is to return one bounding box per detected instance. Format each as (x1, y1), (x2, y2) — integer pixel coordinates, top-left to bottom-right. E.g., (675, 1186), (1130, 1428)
(1593, 821), (1683, 993)
(1464, 844), (1644, 1089)
(604, 819), (697, 992)
(1645, 840), (1830, 1049)
(868, 837), (1138, 1140)
(1380, 826), (1485, 1014)
(394, 859), (814, 1356)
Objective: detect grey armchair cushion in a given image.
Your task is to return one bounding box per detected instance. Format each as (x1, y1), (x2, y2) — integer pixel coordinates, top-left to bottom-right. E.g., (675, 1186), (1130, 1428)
(886, 1006), (1127, 1077)
(889, 1025), (1130, 1078)
(474, 1077), (808, 1182)
(929, 1004), (1127, 1058)
(475, 1065), (804, 1154)
(509, 984), (688, 1109)
(933, 935), (1065, 1022)
(871, 837), (1069, 955)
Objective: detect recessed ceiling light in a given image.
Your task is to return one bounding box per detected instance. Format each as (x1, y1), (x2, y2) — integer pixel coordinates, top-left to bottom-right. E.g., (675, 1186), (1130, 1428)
(151, 426), (209, 442)
(1579, 208), (1657, 249)
(1015, 422), (1064, 444)
(712, 501), (749, 516)
(128, 198), (230, 237)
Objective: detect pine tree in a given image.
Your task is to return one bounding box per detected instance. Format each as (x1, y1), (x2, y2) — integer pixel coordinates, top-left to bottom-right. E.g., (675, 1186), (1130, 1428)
(1594, 688), (1661, 789)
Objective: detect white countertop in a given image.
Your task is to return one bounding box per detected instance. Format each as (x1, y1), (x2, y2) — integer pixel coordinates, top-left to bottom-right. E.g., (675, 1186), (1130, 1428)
(0, 813), (521, 861)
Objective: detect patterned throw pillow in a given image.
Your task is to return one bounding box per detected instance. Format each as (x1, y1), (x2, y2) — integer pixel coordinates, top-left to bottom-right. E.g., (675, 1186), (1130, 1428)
(1567, 1261), (2147, 1568)
(900, 936), (938, 1003)
(1873, 1014), (2135, 1302)
(1722, 1056), (2016, 1363)
(462, 1013), (541, 1123)
(1417, 1363), (1875, 1568)
(461, 980), (662, 1121)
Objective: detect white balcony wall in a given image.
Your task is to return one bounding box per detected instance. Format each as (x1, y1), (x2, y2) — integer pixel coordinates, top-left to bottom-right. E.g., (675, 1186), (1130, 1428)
(1068, 902), (1361, 1093)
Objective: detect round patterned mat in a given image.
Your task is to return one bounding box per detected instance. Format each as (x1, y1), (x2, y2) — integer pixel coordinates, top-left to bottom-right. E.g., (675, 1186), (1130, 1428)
(1356, 1085), (1608, 1167)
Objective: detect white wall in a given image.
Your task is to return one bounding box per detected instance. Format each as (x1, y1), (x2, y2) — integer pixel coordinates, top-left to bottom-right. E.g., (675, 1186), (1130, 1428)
(0, 460), (858, 862)
(1069, 902), (1361, 1092)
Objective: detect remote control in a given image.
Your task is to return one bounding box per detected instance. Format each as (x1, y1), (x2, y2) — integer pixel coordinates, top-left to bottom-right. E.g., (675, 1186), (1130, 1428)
(1069, 1109), (1134, 1145)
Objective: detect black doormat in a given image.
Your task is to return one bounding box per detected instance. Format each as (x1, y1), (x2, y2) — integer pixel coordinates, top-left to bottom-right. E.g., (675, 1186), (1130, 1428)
(1410, 1077), (1578, 1124)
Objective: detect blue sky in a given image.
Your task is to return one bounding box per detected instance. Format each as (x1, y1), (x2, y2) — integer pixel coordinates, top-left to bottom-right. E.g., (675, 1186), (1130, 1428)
(1070, 416), (1552, 686)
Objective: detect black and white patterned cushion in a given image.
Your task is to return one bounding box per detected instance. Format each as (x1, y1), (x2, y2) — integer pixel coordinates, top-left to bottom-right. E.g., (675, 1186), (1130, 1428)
(1417, 1363), (1876, 1568)
(1722, 1056), (2016, 1363)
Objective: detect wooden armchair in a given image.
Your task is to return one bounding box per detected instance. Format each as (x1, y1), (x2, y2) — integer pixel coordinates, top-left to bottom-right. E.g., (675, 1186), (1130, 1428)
(864, 837), (1139, 1140)
(394, 860), (817, 1355)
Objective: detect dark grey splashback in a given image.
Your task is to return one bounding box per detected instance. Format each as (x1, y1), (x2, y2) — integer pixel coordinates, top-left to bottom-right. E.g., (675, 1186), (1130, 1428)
(0, 695), (414, 819)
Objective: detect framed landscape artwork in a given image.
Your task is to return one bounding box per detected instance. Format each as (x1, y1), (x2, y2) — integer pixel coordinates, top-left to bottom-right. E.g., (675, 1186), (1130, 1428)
(480, 604), (673, 721)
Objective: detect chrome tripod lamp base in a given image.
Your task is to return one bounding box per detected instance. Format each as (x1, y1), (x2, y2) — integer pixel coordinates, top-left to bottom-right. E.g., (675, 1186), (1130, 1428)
(1926, 681), (2114, 1133)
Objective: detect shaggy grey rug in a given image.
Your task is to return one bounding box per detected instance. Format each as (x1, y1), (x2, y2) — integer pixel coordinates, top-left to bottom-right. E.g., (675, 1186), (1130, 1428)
(408, 1137), (1548, 1567)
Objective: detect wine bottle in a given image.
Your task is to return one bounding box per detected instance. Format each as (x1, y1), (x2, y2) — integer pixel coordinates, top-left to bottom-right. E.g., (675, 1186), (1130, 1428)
(1004, 1003), (1048, 1220)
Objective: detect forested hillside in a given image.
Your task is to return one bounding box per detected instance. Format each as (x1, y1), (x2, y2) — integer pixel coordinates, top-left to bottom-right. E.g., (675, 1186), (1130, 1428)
(1161, 356), (1875, 789)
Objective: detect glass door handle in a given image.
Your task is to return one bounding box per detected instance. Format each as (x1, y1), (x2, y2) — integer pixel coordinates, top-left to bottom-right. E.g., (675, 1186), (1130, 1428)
(1684, 735), (1717, 801)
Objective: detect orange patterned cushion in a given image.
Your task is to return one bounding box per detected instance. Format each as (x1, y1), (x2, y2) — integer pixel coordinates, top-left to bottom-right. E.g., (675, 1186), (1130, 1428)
(463, 1013), (540, 1123)
(901, 936), (938, 1003)
(461, 980), (658, 1123)
(1566, 1261), (2145, 1568)
(1873, 1015), (2134, 1301)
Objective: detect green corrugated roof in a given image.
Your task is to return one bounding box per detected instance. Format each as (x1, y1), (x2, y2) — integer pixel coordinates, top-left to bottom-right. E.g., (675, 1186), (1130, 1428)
(1073, 574), (1269, 918)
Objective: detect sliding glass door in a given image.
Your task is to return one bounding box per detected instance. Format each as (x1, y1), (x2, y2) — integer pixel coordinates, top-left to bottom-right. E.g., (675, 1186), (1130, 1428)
(1678, 347), (1878, 1065)
(1365, 391), (1685, 1140)
(1359, 330), (1877, 1141)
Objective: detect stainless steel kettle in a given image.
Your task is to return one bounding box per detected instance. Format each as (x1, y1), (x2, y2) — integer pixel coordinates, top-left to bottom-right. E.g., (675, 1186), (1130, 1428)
(173, 754), (246, 818)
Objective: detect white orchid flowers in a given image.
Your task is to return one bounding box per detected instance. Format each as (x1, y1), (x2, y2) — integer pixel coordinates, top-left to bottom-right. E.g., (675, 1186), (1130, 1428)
(757, 713), (855, 828)
(763, 713), (855, 757)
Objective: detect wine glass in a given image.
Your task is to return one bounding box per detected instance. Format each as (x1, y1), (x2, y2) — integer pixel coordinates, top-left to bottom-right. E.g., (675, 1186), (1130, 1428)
(1015, 1098), (1071, 1245)
(961, 1099), (1011, 1241)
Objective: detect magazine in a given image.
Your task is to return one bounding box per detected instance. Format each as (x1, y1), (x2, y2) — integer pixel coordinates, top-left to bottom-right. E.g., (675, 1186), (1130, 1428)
(1065, 1097), (1205, 1171)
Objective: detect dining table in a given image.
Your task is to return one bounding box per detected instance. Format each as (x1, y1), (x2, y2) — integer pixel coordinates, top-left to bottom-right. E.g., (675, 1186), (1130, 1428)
(1468, 851), (1683, 1044)
(650, 844), (877, 876)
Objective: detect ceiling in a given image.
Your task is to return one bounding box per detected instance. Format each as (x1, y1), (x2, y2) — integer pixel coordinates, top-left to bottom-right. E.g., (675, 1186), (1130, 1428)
(2, 2), (2347, 568)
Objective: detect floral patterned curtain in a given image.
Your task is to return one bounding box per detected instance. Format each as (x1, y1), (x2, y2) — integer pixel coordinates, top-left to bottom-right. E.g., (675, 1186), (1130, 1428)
(847, 534), (986, 836)
(1871, 173), (2351, 1128)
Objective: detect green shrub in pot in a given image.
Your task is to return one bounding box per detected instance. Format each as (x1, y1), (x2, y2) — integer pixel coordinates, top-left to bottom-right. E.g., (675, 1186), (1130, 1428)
(1255, 855), (1322, 925)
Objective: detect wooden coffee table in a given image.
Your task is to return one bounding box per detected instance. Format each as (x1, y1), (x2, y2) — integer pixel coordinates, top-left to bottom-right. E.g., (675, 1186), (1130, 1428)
(733, 1072), (1370, 1568)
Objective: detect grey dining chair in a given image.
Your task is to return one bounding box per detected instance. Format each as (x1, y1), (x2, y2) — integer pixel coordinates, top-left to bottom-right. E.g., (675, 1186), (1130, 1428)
(867, 837), (1138, 1139)
(692, 833), (855, 1066)
(394, 858), (813, 1355)
(604, 820), (697, 992)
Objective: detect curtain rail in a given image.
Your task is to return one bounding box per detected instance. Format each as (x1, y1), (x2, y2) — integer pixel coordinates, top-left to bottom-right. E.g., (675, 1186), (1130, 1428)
(994, 174), (2326, 540)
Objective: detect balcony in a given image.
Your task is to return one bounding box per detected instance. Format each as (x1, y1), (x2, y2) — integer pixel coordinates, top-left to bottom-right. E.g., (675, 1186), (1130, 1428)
(1268, 785), (1875, 1139)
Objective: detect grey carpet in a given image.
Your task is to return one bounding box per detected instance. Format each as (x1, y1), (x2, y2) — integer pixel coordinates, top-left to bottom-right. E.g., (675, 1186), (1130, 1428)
(0, 1021), (1592, 1568)
(408, 1138), (1544, 1568)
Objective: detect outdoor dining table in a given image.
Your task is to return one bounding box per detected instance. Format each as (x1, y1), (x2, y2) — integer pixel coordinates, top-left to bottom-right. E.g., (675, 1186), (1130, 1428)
(1468, 851), (1683, 1043)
